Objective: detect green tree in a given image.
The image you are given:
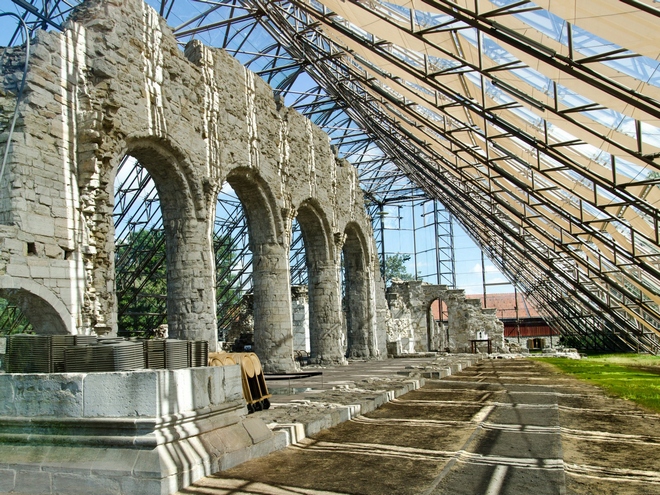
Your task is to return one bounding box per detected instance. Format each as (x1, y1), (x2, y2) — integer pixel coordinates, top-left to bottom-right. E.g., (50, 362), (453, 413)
(115, 228), (168, 337)
(0, 298), (32, 336)
(384, 254), (414, 285)
(115, 228), (239, 339)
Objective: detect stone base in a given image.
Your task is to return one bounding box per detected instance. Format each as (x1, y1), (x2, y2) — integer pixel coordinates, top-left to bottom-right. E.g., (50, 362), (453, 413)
(0, 366), (286, 495)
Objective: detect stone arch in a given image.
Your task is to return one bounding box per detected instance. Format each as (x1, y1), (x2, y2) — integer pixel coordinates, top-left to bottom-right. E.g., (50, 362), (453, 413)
(0, 0), (389, 365)
(426, 297), (444, 351)
(224, 167), (284, 248)
(0, 276), (72, 335)
(111, 137), (217, 345)
(295, 199), (344, 364)
(343, 222), (375, 358)
(385, 281), (447, 353)
(224, 167), (294, 372)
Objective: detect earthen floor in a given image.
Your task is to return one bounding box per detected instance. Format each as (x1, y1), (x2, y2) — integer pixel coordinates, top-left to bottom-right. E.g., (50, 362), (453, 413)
(175, 358), (660, 495)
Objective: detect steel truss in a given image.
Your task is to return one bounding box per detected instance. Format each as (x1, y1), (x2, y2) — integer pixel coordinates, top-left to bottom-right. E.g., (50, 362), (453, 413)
(5, 0), (660, 352)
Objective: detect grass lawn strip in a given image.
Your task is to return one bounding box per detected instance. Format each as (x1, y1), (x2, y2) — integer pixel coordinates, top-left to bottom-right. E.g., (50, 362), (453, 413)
(534, 354), (660, 414)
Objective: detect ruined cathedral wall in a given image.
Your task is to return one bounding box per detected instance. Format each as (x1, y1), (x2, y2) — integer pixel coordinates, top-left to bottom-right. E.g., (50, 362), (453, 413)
(0, 0), (384, 354)
(0, 30), (90, 335)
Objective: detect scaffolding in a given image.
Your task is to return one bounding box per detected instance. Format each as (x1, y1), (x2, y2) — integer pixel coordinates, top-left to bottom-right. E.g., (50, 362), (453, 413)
(4, 0), (660, 353)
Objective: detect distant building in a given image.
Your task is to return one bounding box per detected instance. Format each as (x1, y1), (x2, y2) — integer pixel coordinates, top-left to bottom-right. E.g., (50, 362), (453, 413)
(433, 293), (559, 350)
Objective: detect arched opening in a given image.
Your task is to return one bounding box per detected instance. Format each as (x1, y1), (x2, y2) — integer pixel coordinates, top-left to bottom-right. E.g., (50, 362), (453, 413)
(289, 217), (310, 360)
(214, 183), (252, 348)
(114, 157), (166, 337)
(0, 297), (31, 335)
(294, 201), (344, 364)
(224, 168), (295, 373)
(427, 298), (446, 352)
(0, 287), (68, 336)
(111, 140), (216, 345)
(343, 223), (373, 358)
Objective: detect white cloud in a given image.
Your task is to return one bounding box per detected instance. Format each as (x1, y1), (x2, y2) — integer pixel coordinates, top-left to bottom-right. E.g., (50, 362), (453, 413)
(470, 263), (499, 274)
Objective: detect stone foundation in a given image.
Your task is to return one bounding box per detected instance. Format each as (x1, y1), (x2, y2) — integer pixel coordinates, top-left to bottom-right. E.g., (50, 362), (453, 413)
(0, 365), (284, 495)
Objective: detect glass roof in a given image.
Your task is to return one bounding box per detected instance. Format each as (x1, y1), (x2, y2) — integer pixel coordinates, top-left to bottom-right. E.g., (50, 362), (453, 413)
(4, 0), (660, 352)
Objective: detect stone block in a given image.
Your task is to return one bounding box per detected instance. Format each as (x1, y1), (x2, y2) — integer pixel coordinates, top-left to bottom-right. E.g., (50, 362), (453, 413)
(6, 263), (29, 277)
(223, 365), (244, 402)
(133, 449), (176, 480)
(216, 422), (252, 453)
(241, 416), (273, 445)
(14, 469), (52, 494)
(90, 448), (139, 477)
(0, 373), (83, 417)
(40, 445), (100, 474)
(52, 473), (121, 495)
(120, 476), (167, 495)
(0, 469), (15, 492)
(83, 370), (158, 417)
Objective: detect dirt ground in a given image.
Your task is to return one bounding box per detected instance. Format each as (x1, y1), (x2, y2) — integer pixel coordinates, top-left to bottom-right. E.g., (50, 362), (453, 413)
(176, 359), (660, 495)
(534, 360), (660, 495)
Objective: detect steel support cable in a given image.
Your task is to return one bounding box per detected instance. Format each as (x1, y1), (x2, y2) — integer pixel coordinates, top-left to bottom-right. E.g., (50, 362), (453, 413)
(283, 0), (660, 242)
(328, 67), (656, 352)
(375, 84), (660, 307)
(414, 0), (660, 121)
(312, 5), (656, 234)
(321, 0), (660, 169)
(0, 13), (30, 193)
(342, 57), (660, 292)
(275, 10), (660, 311)
(402, 159), (654, 351)
(280, 35), (660, 280)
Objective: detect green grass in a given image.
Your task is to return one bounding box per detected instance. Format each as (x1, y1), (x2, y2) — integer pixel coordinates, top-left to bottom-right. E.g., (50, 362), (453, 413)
(535, 353), (660, 414)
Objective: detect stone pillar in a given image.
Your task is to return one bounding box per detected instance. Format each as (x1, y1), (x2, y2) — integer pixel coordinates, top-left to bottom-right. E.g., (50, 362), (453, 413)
(346, 268), (370, 358)
(291, 285), (310, 353)
(308, 260), (345, 364)
(164, 218), (218, 351)
(252, 242), (296, 372)
(445, 290), (466, 352)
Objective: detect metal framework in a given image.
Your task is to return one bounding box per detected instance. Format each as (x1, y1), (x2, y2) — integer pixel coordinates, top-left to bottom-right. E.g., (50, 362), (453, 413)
(4, 0), (660, 353)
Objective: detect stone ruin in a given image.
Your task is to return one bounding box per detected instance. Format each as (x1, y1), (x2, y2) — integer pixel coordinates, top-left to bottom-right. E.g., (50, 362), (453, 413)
(0, 0), (513, 492)
(386, 280), (505, 354)
(0, 0), (389, 373)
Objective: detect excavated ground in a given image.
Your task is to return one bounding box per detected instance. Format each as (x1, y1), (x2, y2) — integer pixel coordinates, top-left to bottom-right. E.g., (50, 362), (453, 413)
(176, 358), (660, 495)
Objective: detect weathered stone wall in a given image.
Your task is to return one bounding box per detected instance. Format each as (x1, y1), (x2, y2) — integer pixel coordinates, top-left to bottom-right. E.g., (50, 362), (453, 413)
(0, 366), (284, 494)
(386, 280), (446, 352)
(446, 290), (505, 353)
(0, 0), (386, 372)
(386, 281), (505, 354)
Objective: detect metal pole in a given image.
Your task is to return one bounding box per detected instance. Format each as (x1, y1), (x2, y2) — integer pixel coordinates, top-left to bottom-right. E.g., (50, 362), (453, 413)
(379, 203), (386, 278)
(515, 286), (521, 344)
(481, 250), (487, 308)
(412, 200), (418, 280)
(434, 201), (441, 285)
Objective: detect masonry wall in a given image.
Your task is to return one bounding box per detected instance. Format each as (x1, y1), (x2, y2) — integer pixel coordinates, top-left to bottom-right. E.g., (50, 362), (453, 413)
(386, 281), (505, 354)
(0, 0), (387, 372)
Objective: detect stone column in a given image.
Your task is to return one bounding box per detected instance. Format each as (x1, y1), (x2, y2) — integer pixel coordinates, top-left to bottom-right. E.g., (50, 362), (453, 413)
(252, 242), (296, 372)
(346, 268), (370, 358)
(291, 285), (310, 353)
(164, 218), (218, 351)
(308, 260), (346, 364)
(445, 289), (466, 352)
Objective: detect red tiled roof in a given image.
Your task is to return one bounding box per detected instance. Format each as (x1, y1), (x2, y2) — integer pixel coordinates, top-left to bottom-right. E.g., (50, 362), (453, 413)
(431, 292), (541, 320)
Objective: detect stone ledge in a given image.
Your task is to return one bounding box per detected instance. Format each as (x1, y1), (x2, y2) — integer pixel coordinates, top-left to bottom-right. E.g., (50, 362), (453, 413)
(255, 354), (485, 446)
(256, 376), (425, 445)
(0, 366), (280, 495)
